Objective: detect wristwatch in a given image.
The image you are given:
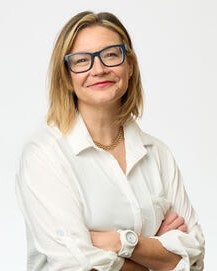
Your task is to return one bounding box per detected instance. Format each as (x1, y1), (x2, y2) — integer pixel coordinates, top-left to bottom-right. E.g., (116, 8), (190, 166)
(117, 229), (138, 258)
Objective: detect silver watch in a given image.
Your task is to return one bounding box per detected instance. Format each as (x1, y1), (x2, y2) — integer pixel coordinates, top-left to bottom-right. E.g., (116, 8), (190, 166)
(117, 230), (138, 258)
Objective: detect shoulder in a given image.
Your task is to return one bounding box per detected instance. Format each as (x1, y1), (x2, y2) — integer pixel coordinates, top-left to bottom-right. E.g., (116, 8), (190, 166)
(129, 121), (176, 165)
(130, 121), (172, 153)
(18, 125), (68, 188)
(21, 124), (63, 162)
(132, 125), (180, 181)
(142, 131), (171, 155)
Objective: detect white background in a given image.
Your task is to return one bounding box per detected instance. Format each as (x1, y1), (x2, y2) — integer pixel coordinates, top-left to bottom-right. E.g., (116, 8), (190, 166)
(0, 0), (216, 270)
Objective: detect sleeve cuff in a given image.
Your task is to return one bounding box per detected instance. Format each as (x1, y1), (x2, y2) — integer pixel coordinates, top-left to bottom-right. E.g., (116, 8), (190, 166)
(151, 230), (204, 270)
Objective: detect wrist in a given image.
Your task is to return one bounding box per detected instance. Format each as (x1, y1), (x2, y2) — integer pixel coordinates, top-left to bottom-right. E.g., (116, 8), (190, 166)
(117, 229), (138, 258)
(115, 231), (122, 253)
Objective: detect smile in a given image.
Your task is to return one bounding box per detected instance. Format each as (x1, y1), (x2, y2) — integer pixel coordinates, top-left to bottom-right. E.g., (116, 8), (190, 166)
(88, 81), (115, 88)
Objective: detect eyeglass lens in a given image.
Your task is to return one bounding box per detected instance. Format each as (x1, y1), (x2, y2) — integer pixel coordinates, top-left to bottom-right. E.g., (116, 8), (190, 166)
(67, 45), (125, 73)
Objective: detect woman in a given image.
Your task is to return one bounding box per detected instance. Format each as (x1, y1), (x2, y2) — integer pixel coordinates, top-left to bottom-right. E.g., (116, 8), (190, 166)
(16, 11), (205, 270)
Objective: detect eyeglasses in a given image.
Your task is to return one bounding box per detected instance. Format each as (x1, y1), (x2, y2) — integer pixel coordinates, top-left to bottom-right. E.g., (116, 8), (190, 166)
(64, 44), (126, 73)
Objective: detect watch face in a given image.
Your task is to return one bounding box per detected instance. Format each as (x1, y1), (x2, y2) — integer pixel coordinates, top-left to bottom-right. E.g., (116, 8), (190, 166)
(126, 231), (137, 245)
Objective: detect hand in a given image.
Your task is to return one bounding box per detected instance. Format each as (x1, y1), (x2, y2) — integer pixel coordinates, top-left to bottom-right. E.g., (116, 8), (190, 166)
(90, 230), (121, 253)
(156, 211), (187, 236)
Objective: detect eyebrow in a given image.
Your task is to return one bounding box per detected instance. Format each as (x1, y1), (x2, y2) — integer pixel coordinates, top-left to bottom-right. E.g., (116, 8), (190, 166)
(71, 44), (123, 54)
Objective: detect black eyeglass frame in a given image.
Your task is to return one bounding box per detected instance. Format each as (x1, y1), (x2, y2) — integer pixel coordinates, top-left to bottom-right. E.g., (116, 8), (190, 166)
(64, 44), (126, 73)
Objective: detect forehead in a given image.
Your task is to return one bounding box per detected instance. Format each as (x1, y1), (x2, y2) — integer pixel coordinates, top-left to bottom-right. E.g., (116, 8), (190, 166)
(71, 25), (122, 52)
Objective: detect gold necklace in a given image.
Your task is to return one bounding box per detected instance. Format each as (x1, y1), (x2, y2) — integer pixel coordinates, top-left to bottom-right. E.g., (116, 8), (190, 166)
(93, 127), (124, 151)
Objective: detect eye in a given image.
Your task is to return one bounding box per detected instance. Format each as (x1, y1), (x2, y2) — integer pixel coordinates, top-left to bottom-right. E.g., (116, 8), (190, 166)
(104, 51), (119, 58)
(76, 58), (88, 63)
(71, 54), (90, 66)
(102, 47), (121, 59)
(105, 52), (118, 58)
(74, 57), (88, 65)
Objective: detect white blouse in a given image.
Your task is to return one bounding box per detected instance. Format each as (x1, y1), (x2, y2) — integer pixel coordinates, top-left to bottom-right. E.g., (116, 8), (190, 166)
(16, 115), (205, 271)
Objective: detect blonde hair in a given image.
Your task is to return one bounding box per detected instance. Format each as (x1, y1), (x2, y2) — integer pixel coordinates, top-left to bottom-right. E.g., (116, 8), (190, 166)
(47, 11), (143, 133)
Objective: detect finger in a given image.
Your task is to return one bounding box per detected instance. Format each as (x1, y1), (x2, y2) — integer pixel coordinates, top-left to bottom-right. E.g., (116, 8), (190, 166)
(178, 224), (188, 232)
(163, 211), (179, 225)
(169, 216), (185, 230)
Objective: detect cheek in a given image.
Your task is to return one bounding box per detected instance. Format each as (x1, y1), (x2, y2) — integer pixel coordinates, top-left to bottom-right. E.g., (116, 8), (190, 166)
(121, 62), (132, 82)
(120, 70), (131, 89)
(71, 75), (84, 91)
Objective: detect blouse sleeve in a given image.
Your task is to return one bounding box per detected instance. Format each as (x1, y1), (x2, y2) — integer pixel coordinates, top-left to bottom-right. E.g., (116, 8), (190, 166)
(152, 144), (205, 271)
(16, 141), (124, 271)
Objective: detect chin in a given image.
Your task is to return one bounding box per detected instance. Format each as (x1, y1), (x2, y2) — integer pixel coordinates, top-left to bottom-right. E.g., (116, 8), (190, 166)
(97, 98), (121, 108)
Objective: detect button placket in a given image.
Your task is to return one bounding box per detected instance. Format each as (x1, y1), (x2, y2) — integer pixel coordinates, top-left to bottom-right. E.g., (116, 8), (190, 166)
(107, 154), (143, 235)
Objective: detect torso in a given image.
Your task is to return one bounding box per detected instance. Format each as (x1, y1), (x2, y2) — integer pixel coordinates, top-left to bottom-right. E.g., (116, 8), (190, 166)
(108, 140), (126, 174)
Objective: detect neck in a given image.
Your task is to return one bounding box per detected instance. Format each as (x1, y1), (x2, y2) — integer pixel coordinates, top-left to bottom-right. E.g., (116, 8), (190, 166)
(78, 102), (122, 145)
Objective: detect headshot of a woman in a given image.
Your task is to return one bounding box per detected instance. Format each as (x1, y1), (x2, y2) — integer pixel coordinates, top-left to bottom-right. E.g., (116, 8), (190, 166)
(16, 11), (205, 270)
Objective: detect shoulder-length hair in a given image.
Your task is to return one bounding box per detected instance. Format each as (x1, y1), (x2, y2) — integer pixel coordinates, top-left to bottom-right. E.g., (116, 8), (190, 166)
(47, 11), (143, 133)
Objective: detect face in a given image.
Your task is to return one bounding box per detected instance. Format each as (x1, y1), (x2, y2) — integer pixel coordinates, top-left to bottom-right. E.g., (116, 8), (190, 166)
(69, 25), (133, 110)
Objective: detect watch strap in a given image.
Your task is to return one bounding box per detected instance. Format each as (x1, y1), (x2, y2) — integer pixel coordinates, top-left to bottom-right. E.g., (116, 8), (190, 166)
(117, 230), (138, 258)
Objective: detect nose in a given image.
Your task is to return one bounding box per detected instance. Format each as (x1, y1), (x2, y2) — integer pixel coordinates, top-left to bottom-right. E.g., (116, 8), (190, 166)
(90, 56), (107, 75)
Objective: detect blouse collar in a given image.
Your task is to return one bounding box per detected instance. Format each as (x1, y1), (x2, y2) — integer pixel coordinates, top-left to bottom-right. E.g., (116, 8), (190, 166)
(66, 114), (153, 170)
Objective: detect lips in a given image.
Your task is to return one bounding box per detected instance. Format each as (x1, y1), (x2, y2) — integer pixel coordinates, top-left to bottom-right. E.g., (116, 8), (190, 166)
(88, 80), (115, 88)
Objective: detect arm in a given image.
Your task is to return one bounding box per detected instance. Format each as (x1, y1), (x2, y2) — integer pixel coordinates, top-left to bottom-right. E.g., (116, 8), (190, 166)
(91, 232), (180, 270)
(90, 168), (204, 271)
(130, 237), (181, 270)
(154, 145), (205, 270)
(130, 211), (189, 270)
(90, 144), (204, 270)
(121, 260), (148, 271)
(16, 142), (124, 271)
(90, 211), (187, 270)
